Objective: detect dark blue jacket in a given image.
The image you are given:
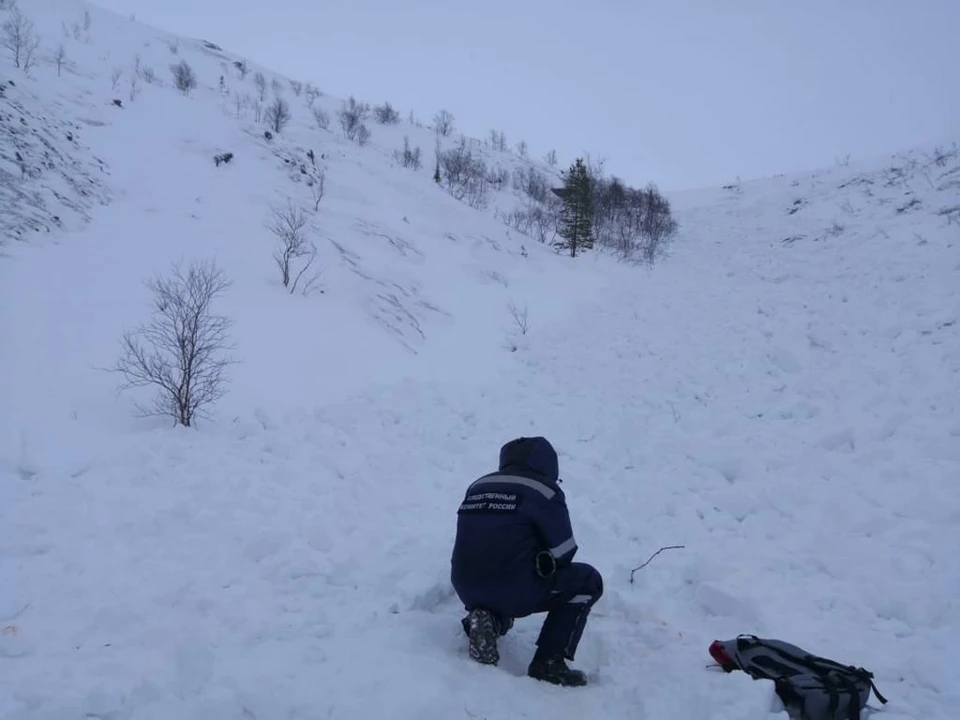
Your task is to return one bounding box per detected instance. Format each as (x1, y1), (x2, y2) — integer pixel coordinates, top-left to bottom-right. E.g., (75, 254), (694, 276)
(450, 437), (578, 615)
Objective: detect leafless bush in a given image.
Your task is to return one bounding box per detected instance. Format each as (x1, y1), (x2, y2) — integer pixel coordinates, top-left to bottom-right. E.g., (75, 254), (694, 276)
(83, 8), (91, 32)
(503, 299), (530, 352)
(128, 71), (140, 101)
(308, 170), (326, 211)
(268, 202), (320, 294)
(140, 64), (156, 84)
(516, 140), (528, 159)
(508, 299), (529, 335)
(271, 77), (283, 96)
(498, 201), (559, 245)
(929, 145), (957, 168)
(170, 59), (197, 95)
(233, 92), (247, 119)
(310, 106), (330, 131)
(395, 136), (422, 169)
(582, 172), (680, 262)
(487, 165), (509, 191)
(289, 79), (303, 96)
(168, 39), (179, 55)
(544, 149), (558, 166)
(234, 60), (248, 79)
(2, 7), (40, 71)
(489, 129), (507, 152)
(253, 71), (267, 101)
(114, 260), (234, 428)
(513, 166), (551, 204)
(304, 83), (320, 106)
(374, 101), (400, 124)
(357, 124), (371, 146)
(433, 109), (454, 137)
(265, 95), (291, 133)
(54, 43), (66, 76)
(439, 137), (488, 208)
(111, 65), (123, 90)
(338, 96), (370, 141)
(639, 185), (678, 262)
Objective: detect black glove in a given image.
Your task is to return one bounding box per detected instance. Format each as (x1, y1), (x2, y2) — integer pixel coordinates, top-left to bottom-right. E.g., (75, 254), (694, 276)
(535, 550), (556, 578)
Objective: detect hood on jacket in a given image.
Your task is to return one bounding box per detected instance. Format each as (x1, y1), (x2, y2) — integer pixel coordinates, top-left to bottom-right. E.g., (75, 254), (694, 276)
(498, 436), (560, 483)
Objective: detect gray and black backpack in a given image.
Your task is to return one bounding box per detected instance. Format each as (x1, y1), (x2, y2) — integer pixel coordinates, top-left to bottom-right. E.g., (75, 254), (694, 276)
(709, 635), (888, 720)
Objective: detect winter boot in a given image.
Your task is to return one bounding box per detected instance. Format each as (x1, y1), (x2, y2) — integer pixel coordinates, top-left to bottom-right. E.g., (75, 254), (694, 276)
(464, 608), (500, 665)
(527, 650), (588, 687)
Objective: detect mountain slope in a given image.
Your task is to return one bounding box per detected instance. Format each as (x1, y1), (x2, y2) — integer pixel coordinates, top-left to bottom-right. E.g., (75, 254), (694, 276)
(0, 0), (617, 437)
(2, 2), (959, 719)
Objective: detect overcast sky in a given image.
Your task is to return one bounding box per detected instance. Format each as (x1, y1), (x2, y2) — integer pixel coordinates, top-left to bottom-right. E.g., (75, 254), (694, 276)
(92, 0), (958, 191)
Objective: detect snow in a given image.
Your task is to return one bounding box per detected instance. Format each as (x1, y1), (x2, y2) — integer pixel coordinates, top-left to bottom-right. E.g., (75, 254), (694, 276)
(2, 1), (959, 718)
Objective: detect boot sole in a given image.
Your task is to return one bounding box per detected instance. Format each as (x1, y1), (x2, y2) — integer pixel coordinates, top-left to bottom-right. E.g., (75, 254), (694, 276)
(468, 610), (499, 665)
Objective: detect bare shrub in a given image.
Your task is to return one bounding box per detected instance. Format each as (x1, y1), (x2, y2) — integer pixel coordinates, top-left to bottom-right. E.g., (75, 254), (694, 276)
(114, 260), (234, 428)
(170, 59), (197, 95)
(545, 149), (558, 167)
(513, 166), (550, 204)
(271, 77), (283, 96)
(268, 202), (320, 294)
(503, 299), (530, 352)
(54, 43), (66, 76)
(583, 168), (678, 263)
(234, 60), (248, 79)
(433, 109), (454, 137)
(338, 96), (370, 140)
(2, 7), (40, 71)
(638, 184), (678, 262)
(289, 79), (303, 96)
(516, 140), (528, 159)
(374, 101), (400, 124)
(128, 71), (140, 102)
(253, 71), (267, 101)
(356, 123), (371, 147)
(140, 64), (156, 84)
(265, 95), (291, 133)
(395, 136), (422, 169)
(489, 129), (507, 152)
(508, 299), (529, 335)
(304, 83), (320, 106)
(111, 66), (123, 90)
(308, 170), (325, 211)
(312, 106), (330, 130)
(439, 138), (488, 208)
(498, 200), (559, 246)
(83, 9), (91, 32)
(487, 165), (508, 191)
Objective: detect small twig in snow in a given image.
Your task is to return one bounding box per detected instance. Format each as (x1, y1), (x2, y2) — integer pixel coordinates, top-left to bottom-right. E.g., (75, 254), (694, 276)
(630, 545), (685, 584)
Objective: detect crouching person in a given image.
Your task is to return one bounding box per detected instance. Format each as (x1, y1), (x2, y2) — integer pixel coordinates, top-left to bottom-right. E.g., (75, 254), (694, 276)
(450, 436), (603, 687)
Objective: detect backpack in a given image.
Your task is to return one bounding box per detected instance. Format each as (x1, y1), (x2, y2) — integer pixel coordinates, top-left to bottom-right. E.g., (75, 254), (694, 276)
(708, 635), (888, 720)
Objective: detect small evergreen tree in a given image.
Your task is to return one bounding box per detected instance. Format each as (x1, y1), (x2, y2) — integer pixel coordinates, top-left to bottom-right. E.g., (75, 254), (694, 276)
(556, 158), (594, 257)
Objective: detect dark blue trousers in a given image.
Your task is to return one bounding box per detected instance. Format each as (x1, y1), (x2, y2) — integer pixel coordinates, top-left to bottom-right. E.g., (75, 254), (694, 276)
(460, 562), (603, 661)
(533, 562), (603, 659)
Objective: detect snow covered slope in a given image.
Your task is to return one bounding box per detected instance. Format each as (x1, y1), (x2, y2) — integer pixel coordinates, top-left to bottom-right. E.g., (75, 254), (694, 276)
(3, 1), (959, 719)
